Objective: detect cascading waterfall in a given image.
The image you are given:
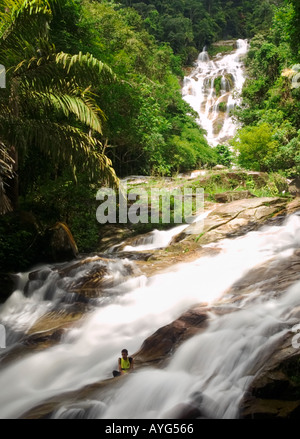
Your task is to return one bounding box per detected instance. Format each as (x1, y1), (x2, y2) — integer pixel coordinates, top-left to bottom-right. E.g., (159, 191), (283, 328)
(0, 212), (300, 419)
(182, 39), (249, 146)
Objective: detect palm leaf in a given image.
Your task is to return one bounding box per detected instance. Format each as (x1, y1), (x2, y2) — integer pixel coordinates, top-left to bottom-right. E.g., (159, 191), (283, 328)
(23, 90), (105, 133)
(0, 116), (119, 187)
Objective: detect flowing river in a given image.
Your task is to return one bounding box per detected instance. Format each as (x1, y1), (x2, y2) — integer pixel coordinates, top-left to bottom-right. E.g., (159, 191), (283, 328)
(0, 211), (300, 419)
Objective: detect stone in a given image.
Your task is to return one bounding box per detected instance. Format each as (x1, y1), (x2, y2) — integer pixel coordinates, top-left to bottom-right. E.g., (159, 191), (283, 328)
(212, 165), (227, 170)
(170, 197), (288, 247)
(240, 333), (300, 419)
(228, 249), (300, 298)
(288, 178), (300, 197)
(214, 190), (255, 203)
(133, 305), (208, 367)
(286, 198), (300, 215)
(97, 225), (134, 253)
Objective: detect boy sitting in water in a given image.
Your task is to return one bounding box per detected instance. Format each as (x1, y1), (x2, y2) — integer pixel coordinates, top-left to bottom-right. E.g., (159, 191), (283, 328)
(112, 349), (134, 377)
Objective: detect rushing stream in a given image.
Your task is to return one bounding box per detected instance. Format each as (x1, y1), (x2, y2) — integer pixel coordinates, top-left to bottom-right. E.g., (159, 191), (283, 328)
(0, 212), (300, 419)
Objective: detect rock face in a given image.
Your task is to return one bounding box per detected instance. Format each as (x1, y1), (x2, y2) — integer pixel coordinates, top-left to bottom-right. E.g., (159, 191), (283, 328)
(222, 247), (300, 419)
(96, 225), (133, 252)
(214, 190), (255, 203)
(229, 249), (300, 298)
(240, 333), (300, 419)
(171, 197), (288, 246)
(288, 178), (300, 197)
(133, 305), (209, 367)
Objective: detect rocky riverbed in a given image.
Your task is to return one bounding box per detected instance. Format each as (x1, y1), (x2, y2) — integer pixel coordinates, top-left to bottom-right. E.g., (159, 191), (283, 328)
(1, 171), (300, 419)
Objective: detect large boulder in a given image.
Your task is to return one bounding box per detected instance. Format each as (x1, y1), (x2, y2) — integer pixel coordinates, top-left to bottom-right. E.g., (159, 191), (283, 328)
(25, 256), (140, 301)
(288, 178), (300, 197)
(228, 249), (300, 299)
(133, 305), (209, 367)
(171, 197), (288, 246)
(240, 332), (300, 419)
(214, 190), (255, 203)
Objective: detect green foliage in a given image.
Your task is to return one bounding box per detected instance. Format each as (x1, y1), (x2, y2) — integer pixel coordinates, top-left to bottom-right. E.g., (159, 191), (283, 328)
(231, 123), (279, 171)
(215, 144), (234, 167)
(0, 0), (119, 216)
(165, 124), (218, 173)
(20, 172), (100, 252)
(214, 77), (222, 97)
(0, 212), (40, 271)
(207, 44), (235, 58)
(116, 0), (278, 64)
(72, 0), (217, 177)
(218, 102), (227, 113)
(235, 0), (300, 176)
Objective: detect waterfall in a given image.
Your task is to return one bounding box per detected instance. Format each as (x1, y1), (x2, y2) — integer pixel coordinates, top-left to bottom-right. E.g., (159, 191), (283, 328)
(112, 211), (211, 253)
(182, 39), (248, 146)
(0, 212), (300, 419)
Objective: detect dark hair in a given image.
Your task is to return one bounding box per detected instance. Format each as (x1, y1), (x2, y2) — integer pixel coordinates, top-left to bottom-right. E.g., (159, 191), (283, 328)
(121, 349), (128, 354)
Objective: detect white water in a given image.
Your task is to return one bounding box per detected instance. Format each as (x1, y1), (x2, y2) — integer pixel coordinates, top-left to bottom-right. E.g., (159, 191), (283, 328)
(0, 213), (300, 418)
(122, 211), (210, 252)
(182, 39), (248, 146)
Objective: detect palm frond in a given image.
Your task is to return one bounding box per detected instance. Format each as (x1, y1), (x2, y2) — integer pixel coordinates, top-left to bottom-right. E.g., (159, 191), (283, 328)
(0, 0), (51, 41)
(23, 90), (105, 133)
(10, 43), (116, 91)
(0, 140), (14, 179)
(0, 141), (14, 215)
(56, 51), (116, 84)
(0, 177), (13, 215)
(0, 116), (119, 187)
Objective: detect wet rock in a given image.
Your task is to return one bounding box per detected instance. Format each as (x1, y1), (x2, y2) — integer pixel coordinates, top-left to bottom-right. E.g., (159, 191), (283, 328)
(240, 333), (300, 419)
(25, 256), (141, 301)
(171, 197), (288, 246)
(97, 225), (133, 252)
(228, 249), (300, 298)
(286, 198), (300, 215)
(114, 230), (157, 252)
(213, 165), (228, 171)
(163, 402), (202, 419)
(214, 190), (255, 203)
(133, 305), (208, 367)
(23, 307), (87, 350)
